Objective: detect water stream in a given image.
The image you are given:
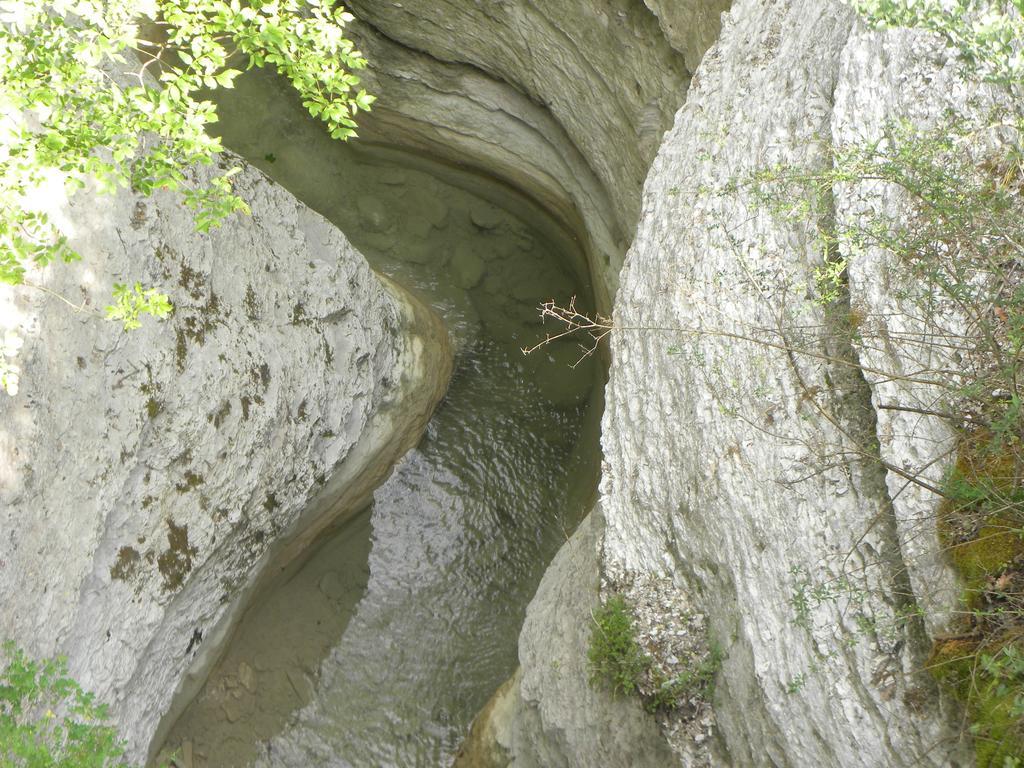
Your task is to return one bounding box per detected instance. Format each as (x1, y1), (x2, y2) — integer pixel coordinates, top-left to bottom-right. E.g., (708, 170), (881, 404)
(160, 72), (604, 767)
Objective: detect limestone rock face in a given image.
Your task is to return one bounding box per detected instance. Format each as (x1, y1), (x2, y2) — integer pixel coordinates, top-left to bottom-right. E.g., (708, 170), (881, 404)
(341, 0), (711, 307)
(0, 162), (450, 759)
(346, 0), (689, 234)
(464, 1), (988, 766)
(642, 0), (733, 71)
(834, 24), (995, 635)
(600, 0), (971, 764)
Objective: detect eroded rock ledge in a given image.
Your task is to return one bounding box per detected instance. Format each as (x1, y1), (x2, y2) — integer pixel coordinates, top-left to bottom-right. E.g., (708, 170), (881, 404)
(0, 160), (452, 761)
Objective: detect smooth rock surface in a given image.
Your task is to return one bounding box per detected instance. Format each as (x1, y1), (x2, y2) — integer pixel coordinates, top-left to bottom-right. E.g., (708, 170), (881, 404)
(341, 0), (710, 308)
(0, 160), (450, 761)
(642, 0), (733, 71)
(347, 0), (691, 235)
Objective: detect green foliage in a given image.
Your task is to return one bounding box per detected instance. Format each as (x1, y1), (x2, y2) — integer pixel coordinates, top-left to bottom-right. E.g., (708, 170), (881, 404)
(588, 595), (649, 697)
(588, 595), (720, 714)
(105, 282), (172, 331)
(786, 673), (808, 694)
(812, 255), (848, 307)
(0, 0), (374, 372)
(0, 641), (138, 767)
(851, 0), (1024, 86)
(789, 566), (869, 631)
(929, 638), (1024, 768)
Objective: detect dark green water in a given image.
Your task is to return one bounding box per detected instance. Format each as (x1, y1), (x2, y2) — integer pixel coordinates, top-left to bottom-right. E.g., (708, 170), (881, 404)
(161, 72), (603, 767)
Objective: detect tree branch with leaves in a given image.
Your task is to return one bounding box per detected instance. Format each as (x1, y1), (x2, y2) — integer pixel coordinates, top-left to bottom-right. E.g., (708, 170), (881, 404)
(0, 0), (375, 394)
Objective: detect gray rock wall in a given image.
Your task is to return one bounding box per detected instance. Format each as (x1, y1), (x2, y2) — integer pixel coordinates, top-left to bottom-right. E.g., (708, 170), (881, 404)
(341, 0), (730, 306)
(0, 161), (450, 760)
(833, 23), (1002, 635)
(454, 512), (677, 768)
(462, 1), (992, 766)
(602, 0), (971, 764)
(642, 0), (733, 71)
(346, 25), (625, 310)
(346, 0), (690, 234)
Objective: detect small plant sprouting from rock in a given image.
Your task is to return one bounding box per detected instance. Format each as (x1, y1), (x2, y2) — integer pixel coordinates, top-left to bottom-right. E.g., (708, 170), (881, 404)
(588, 595), (650, 697)
(647, 644), (722, 715)
(588, 594), (720, 714)
(105, 282), (173, 331)
(786, 674), (808, 695)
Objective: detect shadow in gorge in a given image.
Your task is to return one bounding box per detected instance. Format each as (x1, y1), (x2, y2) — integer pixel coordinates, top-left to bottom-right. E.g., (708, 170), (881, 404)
(159, 70), (605, 767)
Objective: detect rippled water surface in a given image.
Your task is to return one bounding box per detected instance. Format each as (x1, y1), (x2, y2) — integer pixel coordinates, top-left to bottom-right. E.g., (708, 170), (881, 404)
(161, 72), (603, 767)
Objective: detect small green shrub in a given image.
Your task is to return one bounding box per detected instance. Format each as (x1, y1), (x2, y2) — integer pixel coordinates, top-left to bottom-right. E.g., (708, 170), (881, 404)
(588, 595), (721, 714)
(588, 595), (650, 697)
(0, 641), (140, 767)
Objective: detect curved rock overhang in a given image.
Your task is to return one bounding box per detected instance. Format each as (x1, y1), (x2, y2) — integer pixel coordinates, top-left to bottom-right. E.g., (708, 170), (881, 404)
(343, 0), (730, 310)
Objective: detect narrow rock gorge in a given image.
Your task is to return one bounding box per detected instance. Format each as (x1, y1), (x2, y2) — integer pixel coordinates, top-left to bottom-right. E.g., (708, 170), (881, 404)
(2, 0), (1017, 766)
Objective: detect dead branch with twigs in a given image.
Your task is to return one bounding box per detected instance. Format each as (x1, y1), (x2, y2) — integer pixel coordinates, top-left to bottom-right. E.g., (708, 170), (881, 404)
(521, 296), (613, 368)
